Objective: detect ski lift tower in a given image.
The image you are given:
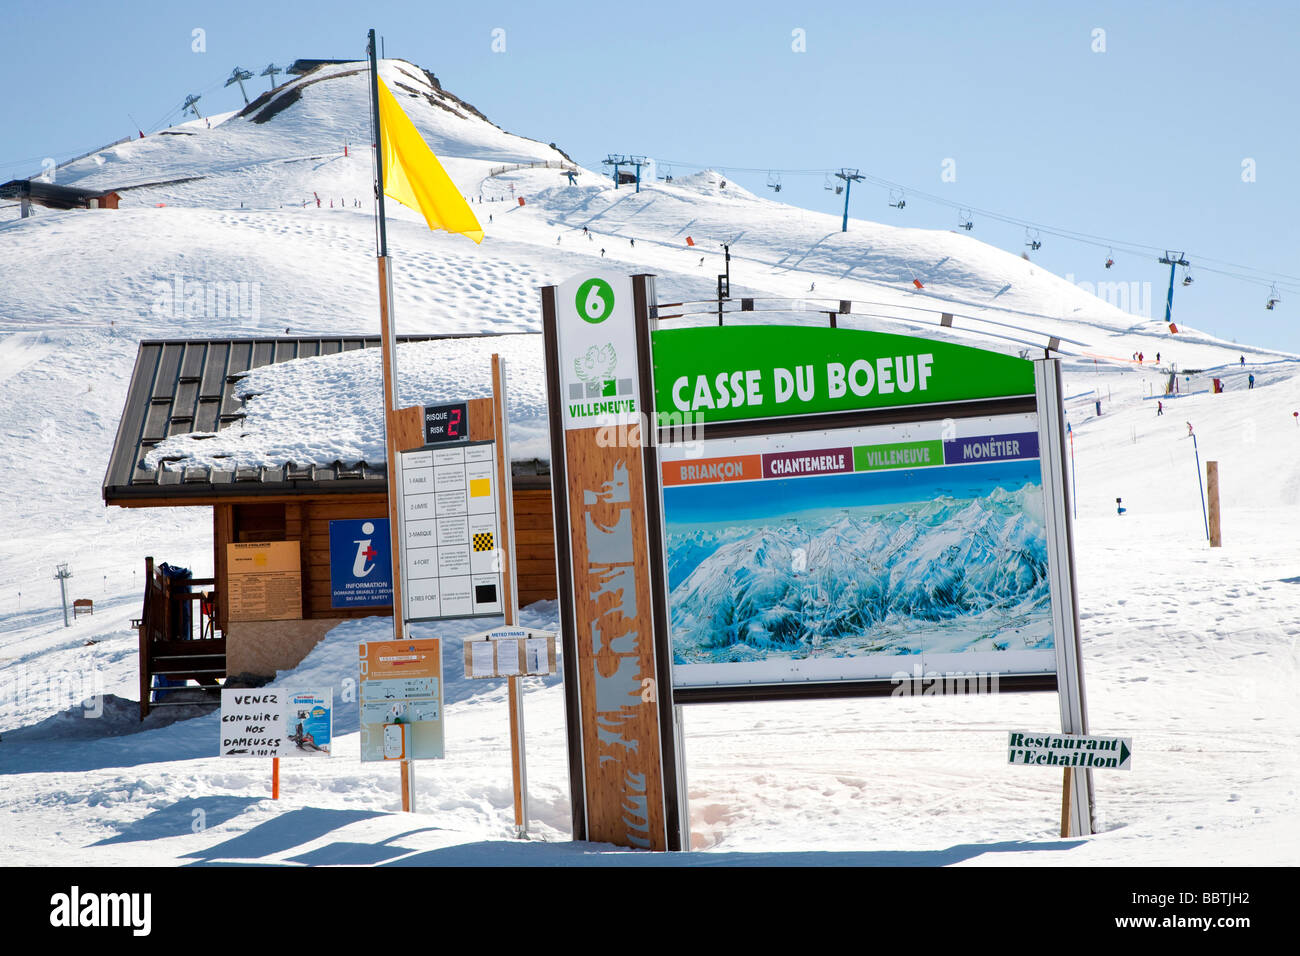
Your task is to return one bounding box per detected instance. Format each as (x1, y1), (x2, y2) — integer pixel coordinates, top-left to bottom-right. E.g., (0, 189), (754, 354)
(717, 240), (734, 325)
(261, 63), (283, 91)
(627, 155), (646, 192)
(182, 94), (203, 120)
(602, 154), (646, 192)
(225, 66), (255, 106)
(602, 154), (627, 188)
(54, 562), (72, 627)
(834, 168), (865, 232)
(1158, 251), (1190, 325)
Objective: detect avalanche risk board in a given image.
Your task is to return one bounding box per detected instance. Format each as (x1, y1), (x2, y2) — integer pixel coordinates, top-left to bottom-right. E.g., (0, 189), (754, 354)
(397, 440), (504, 621)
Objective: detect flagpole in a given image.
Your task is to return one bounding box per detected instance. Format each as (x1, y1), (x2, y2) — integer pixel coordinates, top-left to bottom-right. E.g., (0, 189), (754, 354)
(368, 27), (414, 812)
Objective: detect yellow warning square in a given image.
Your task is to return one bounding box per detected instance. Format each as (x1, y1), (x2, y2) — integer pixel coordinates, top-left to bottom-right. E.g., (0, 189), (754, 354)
(472, 532), (494, 553)
(469, 478), (491, 498)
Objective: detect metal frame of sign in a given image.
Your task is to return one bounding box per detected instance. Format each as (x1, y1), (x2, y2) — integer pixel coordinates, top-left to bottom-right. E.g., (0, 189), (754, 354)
(638, 289), (1093, 837)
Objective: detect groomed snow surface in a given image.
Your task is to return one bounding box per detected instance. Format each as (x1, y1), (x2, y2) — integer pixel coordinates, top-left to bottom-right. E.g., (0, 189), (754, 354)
(1, 59), (1297, 866)
(2, 365), (1296, 867)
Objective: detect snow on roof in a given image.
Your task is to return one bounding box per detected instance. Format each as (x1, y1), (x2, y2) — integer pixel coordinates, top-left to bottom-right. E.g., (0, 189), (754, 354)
(145, 334), (548, 471)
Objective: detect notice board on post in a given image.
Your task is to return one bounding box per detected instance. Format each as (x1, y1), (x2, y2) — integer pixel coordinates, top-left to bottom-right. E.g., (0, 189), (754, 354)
(226, 541), (302, 622)
(397, 440), (504, 622)
(357, 638), (444, 762)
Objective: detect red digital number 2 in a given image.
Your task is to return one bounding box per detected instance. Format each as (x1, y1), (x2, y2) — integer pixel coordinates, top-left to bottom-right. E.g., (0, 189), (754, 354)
(449, 408), (462, 437)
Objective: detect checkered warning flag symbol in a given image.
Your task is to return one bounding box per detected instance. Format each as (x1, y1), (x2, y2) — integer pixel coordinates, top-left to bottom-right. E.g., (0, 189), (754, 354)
(472, 532), (495, 553)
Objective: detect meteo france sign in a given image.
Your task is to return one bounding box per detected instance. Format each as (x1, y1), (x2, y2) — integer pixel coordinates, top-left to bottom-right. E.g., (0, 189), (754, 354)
(651, 325), (1035, 425)
(1007, 731), (1132, 770)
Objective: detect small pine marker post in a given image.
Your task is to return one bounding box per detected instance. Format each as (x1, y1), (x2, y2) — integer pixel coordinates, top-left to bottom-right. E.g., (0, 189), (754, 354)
(1207, 461), (1221, 547)
(272, 758), (280, 799)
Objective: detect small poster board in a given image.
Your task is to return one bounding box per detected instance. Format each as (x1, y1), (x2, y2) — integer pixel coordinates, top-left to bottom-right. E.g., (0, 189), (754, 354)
(358, 639), (445, 761)
(463, 628), (557, 679)
(220, 688), (332, 757)
(226, 541), (302, 622)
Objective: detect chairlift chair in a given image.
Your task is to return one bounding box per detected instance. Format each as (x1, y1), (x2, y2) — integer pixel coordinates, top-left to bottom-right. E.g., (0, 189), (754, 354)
(1025, 228), (1041, 251)
(1266, 284), (1281, 310)
(767, 172), (782, 193)
(958, 209), (974, 231)
(1105, 249), (1114, 269)
(888, 188), (906, 210)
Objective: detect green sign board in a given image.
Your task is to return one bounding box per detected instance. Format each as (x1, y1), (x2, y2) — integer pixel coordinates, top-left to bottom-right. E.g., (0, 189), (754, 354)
(651, 325), (1035, 425)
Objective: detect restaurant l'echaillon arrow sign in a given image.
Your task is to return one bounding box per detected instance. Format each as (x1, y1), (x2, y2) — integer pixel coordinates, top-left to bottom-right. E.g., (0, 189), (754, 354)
(1007, 731), (1133, 771)
(650, 325), (1035, 424)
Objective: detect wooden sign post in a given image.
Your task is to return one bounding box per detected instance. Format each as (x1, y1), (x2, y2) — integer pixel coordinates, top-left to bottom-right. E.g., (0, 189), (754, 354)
(1207, 460), (1221, 547)
(490, 355), (530, 837)
(543, 272), (682, 851)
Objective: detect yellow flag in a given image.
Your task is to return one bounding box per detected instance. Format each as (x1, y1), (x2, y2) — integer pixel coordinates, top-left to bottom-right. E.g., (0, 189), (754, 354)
(376, 77), (484, 243)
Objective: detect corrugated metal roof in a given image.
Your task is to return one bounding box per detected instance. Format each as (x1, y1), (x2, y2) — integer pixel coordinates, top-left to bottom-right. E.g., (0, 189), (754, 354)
(103, 333), (546, 503)
(0, 178), (120, 209)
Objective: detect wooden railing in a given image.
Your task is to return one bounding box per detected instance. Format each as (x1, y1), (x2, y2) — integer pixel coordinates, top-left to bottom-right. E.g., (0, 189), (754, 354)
(137, 556), (225, 720)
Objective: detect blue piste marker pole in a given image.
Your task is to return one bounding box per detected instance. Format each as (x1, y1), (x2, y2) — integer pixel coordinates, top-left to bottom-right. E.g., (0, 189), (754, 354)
(1191, 432), (1209, 540)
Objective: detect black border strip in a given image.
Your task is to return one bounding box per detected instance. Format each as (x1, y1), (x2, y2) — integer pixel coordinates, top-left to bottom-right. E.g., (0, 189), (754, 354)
(674, 673), (1058, 704)
(541, 286), (587, 842)
(658, 395), (1036, 445)
(633, 274), (683, 852)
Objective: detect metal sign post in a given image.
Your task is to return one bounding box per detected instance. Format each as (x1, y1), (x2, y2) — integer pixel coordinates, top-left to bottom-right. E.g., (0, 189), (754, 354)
(1034, 357), (1095, 837)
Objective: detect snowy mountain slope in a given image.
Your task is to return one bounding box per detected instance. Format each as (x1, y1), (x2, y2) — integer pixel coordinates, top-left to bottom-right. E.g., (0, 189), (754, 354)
(1, 55), (1297, 866)
(669, 485), (1052, 663)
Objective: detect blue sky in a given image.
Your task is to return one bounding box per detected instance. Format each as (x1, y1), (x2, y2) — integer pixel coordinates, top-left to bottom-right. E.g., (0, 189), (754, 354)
(3, 0), (1297, 352)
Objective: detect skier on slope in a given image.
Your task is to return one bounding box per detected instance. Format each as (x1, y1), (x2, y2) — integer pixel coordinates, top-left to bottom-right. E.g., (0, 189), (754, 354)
(1157, 401), (1163, 416)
